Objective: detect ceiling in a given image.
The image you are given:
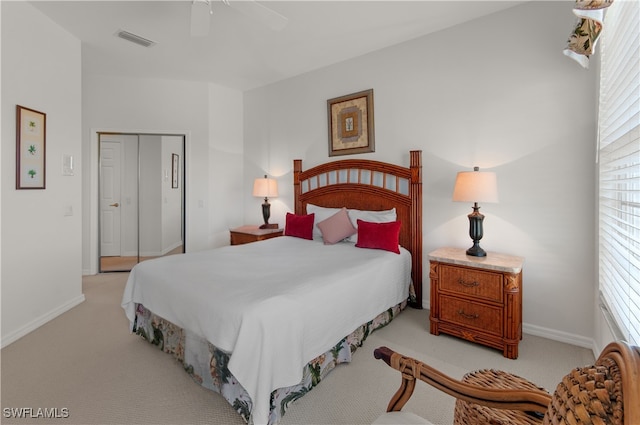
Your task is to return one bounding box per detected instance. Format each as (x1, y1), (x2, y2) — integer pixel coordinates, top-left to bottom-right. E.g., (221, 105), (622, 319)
(31, 1), (525, 91)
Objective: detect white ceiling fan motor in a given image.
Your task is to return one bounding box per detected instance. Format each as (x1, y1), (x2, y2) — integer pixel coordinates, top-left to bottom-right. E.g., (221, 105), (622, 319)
(190, 0), (288, 37)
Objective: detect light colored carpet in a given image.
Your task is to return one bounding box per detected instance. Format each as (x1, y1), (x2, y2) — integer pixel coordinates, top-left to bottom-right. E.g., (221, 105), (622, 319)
(1, 273), (595, 425)
(100, 246), (184, 272)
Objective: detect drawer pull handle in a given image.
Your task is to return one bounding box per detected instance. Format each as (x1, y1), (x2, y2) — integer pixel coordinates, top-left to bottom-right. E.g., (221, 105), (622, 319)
(458, 310), (479, 320)
(458, 278), (479, 288)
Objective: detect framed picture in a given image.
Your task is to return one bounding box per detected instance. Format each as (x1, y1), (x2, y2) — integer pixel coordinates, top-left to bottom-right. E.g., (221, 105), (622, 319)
(327, 89), (375, 157)
(172, 153), (179, 189)
(16, 105), (46, 189)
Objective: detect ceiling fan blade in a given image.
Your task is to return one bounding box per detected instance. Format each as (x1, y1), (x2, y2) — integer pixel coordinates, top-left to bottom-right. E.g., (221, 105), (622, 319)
(227, 0), (289, 31)
(190, 0), (211, 37)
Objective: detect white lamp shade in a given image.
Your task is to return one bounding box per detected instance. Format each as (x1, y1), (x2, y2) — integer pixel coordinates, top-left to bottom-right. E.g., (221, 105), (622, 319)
(452, 169), (499, 203)
(253, 177), (278, 198)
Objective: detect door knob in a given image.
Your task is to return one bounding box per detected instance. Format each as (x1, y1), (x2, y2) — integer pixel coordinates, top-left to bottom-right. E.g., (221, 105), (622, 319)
(110, 203), (120, 207)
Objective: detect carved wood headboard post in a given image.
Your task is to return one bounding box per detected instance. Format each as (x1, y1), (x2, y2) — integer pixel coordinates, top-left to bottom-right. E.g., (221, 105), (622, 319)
(294, 159), (302, 215)
(409, 150), (423, 309)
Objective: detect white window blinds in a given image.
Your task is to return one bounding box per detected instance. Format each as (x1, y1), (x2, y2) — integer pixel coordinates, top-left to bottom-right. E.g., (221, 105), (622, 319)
(598, 0), (640, 345)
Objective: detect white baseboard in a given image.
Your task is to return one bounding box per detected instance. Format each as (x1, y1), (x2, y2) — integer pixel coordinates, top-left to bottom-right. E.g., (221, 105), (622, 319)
(523, 322), (594, 350)
(1, 294), (86, 348)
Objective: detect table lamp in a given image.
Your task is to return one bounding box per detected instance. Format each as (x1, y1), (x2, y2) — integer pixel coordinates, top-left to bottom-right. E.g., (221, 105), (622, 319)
(253, 175), (279, 229)
(452, 166), (499, 257)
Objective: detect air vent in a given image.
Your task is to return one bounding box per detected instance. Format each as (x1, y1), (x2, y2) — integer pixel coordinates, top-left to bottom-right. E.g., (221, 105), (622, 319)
(115, 30), (156, 48)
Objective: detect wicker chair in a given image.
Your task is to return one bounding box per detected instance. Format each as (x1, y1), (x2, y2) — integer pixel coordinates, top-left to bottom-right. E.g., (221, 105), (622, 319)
(373, 341), (640, 425)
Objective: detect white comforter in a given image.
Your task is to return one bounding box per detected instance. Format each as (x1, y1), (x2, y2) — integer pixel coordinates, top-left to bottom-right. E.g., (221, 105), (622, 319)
(122, 236), (411, 425)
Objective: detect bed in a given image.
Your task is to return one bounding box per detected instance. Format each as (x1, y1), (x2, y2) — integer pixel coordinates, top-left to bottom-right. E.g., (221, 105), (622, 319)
(121, 150), (423, 425)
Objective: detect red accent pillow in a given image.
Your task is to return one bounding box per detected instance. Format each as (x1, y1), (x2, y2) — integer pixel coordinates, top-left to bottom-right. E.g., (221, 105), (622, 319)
(284, 213), (314, 240)
(355, 219), (401, 254)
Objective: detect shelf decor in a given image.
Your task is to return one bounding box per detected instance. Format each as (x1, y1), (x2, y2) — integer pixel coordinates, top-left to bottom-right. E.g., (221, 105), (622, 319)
(16, 105), (46, 189)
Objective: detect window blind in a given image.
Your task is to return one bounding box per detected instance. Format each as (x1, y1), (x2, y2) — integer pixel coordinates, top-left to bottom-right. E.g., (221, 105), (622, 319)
(598, 0), (640, 345)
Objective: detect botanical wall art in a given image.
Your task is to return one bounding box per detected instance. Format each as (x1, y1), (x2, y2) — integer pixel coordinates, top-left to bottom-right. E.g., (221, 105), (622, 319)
(16, 105), (46, 189)
(327, 89), (375, 156)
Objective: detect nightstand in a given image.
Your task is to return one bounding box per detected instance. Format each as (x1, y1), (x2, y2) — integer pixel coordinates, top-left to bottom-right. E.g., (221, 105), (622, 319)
(229, 225), (283, 246)
(428, 247), (524, 359)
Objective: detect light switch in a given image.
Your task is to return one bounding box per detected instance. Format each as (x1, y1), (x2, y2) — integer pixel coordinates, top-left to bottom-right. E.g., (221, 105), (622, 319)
(62, 154), (74, 176)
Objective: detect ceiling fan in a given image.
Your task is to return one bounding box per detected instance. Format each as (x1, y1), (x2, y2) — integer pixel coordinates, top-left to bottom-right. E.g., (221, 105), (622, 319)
(190, 0), (289, 37)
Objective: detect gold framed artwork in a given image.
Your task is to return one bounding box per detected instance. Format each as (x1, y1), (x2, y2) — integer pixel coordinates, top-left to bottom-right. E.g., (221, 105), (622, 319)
(16, 105), (46, 189)
(327, 89), (375, 157)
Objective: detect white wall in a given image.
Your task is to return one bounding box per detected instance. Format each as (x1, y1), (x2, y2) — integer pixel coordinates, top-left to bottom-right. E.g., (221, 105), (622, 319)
(1, 2), (84, 347)
(208, 84), (245, 245)
(1, 0), (601, 350)
(82, 76), (244, 274)
(243, 1), (598, 346)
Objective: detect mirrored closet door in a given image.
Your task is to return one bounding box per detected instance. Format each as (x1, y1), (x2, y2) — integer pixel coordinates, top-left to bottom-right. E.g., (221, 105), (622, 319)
(99, 133), (185, 272)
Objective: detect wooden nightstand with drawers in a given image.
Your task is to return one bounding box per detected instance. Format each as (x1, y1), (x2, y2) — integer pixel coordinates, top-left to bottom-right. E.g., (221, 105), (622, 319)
(428, 247), (524, 359)
(229, 225), (283, 246)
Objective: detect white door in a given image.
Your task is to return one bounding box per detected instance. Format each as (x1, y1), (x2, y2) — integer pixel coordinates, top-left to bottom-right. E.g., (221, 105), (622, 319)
(100, 140), (122, 256)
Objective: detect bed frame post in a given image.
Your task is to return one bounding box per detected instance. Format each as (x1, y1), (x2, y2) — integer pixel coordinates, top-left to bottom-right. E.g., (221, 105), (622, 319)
(409, 150), (423, 309)
(294, 159), (302, 215)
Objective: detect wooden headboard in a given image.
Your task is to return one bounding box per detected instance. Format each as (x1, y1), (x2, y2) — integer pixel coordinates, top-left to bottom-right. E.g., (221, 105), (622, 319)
(293, 151), (423, 308)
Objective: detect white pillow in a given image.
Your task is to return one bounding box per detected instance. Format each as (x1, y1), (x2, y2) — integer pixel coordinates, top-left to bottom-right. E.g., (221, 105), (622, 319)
(347, 208), (397, 243)
(306, 204), (397, 243)
(306, 204), (341, 240)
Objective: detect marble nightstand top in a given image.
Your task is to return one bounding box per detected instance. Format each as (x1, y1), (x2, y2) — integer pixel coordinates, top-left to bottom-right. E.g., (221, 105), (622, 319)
(428, 247), (524, 274)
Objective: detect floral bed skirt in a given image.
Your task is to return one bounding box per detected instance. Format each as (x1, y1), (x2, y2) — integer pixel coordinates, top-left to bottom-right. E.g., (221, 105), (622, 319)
(133, 300), (406, 424)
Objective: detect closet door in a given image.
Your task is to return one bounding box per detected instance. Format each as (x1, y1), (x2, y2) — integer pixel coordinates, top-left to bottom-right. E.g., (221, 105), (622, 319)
(99, 133), (184, 272)
(99, 134), (138, 271)
(99, 140), (123, 257)
(138, 135), (184, 261)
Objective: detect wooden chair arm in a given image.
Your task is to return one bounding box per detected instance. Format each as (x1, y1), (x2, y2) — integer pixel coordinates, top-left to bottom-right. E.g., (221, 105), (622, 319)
(374, 346), (552, 414)
(597, 342), (640, 425)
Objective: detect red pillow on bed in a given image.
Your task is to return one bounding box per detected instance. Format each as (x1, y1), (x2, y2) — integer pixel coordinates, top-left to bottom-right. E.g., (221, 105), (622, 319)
(354, 219), (401, 254)
(284, 212), (314, 240)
